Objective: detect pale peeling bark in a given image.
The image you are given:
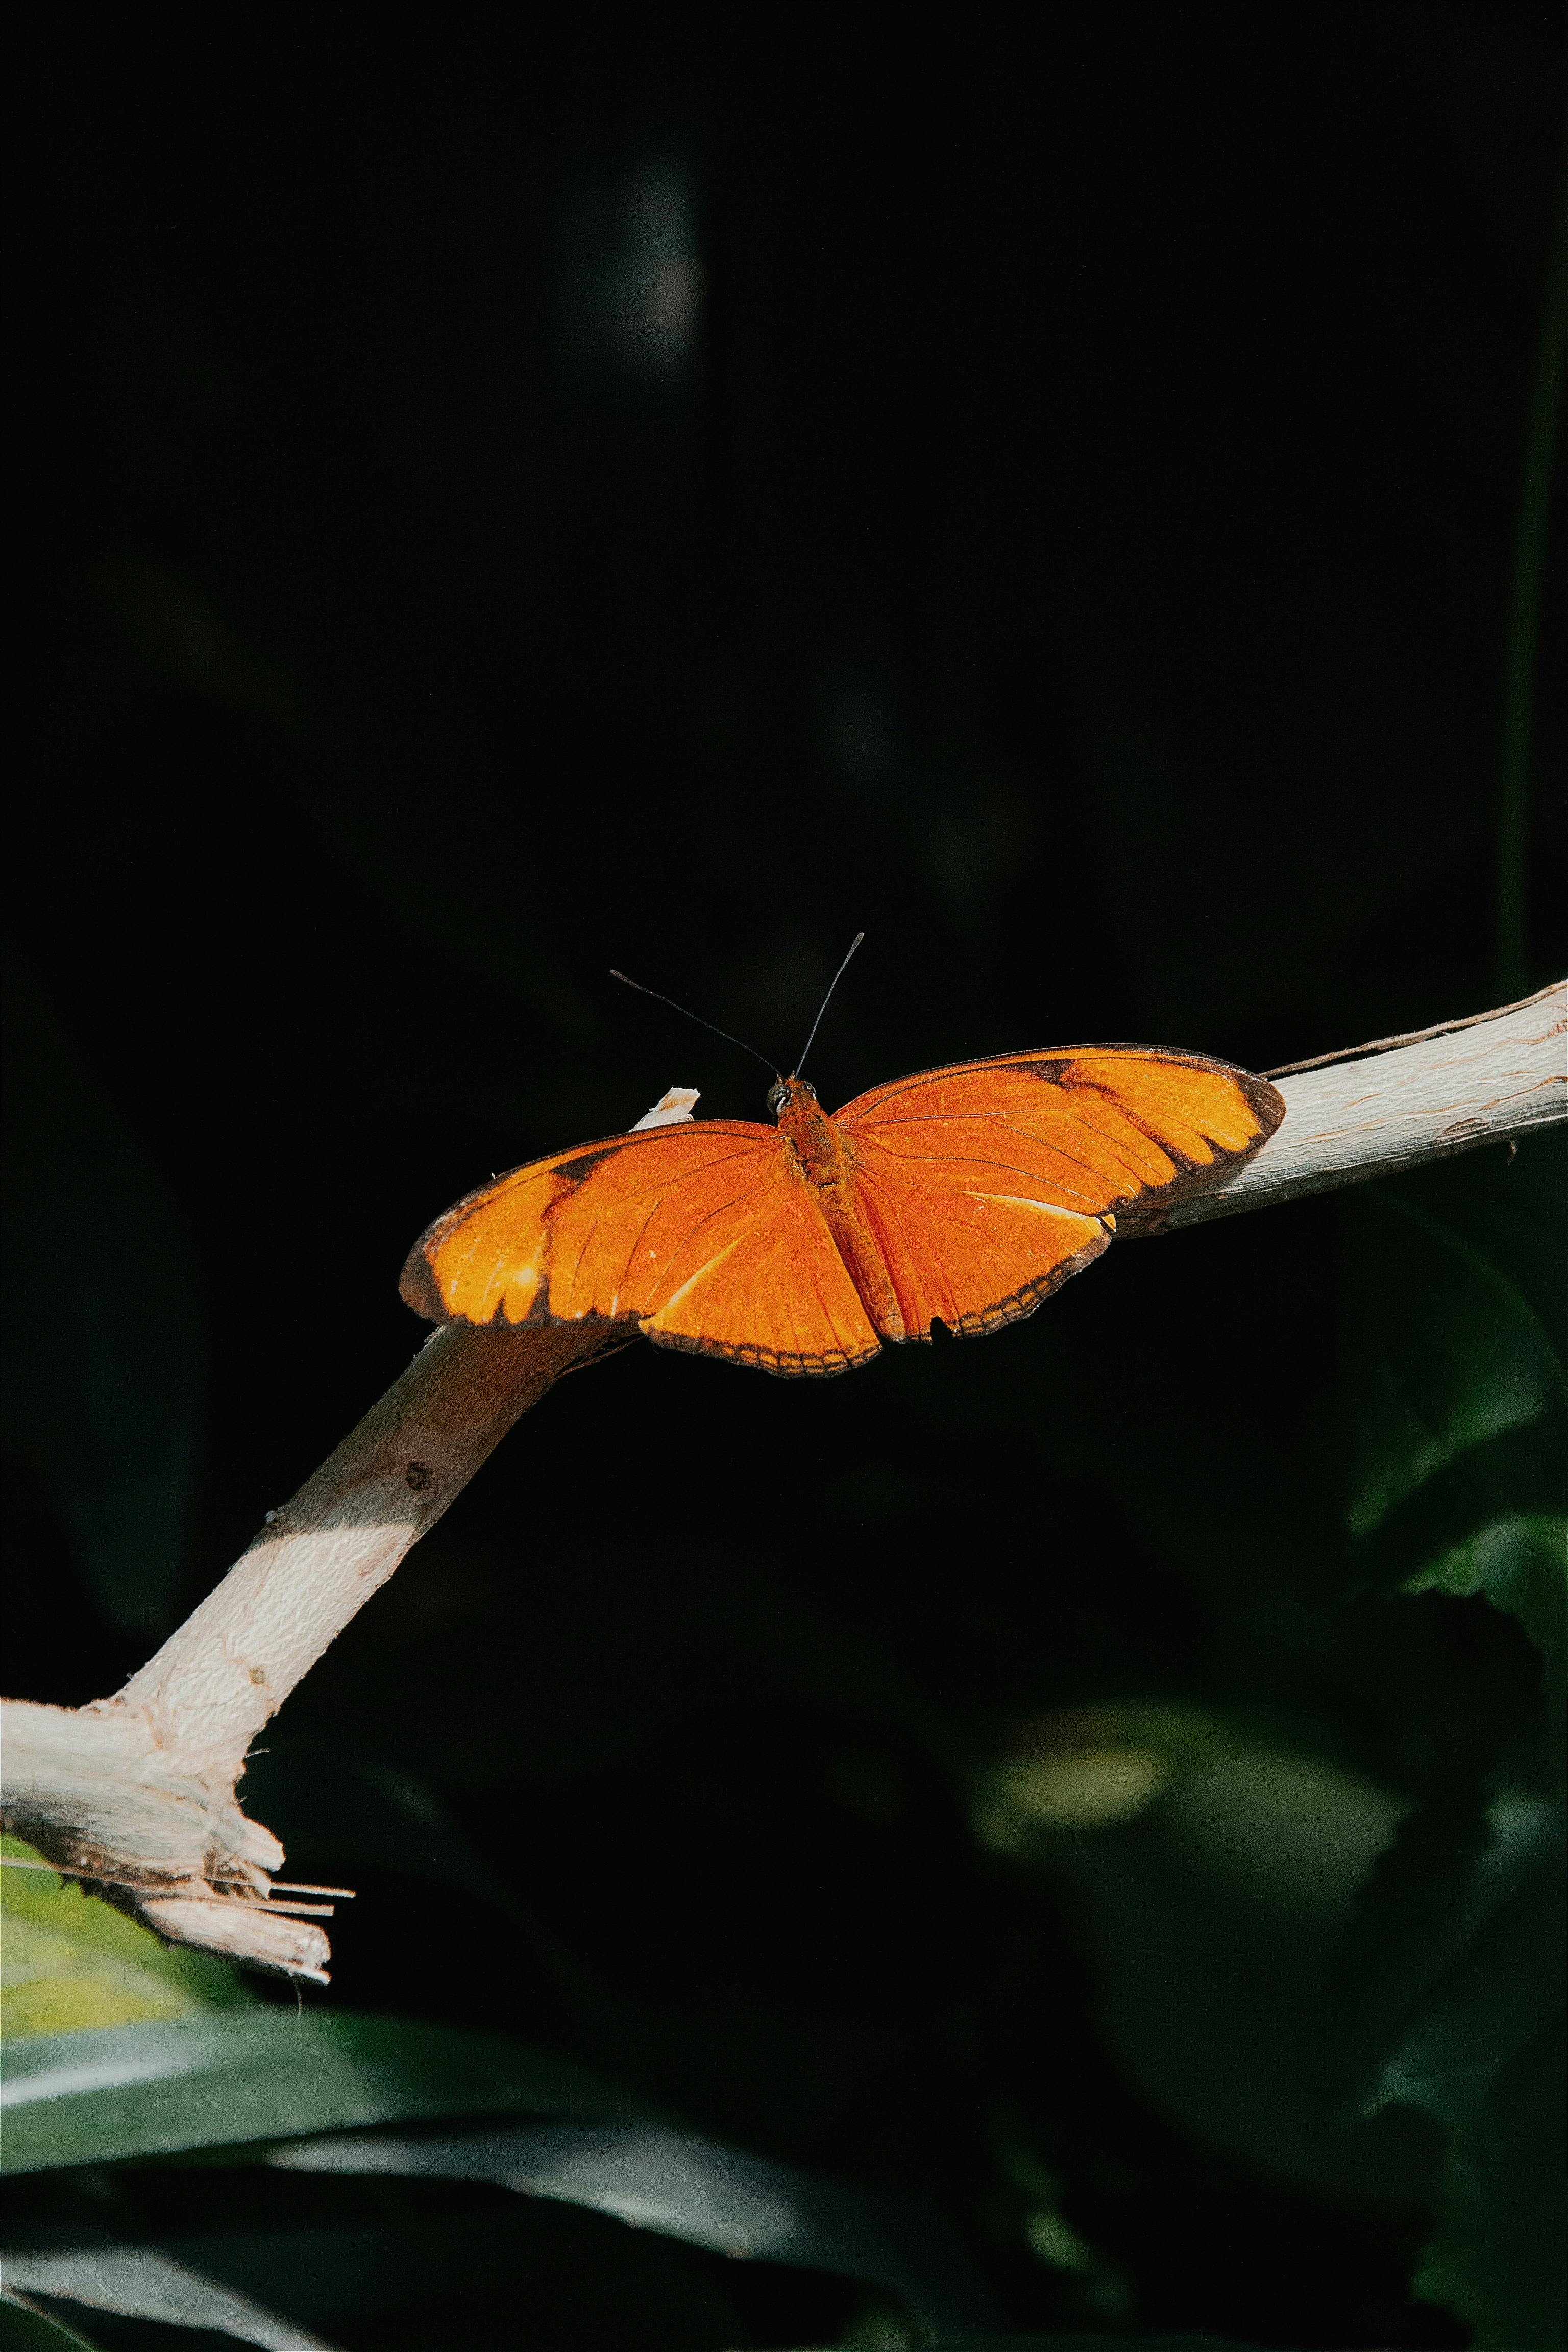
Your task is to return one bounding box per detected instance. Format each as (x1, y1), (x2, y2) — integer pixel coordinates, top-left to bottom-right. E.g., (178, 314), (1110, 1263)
(3, 987), (1563, 1978)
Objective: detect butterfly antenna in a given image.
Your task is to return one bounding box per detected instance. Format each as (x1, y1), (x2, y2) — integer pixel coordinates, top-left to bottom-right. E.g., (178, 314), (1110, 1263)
(795, 932), (865, 1077)
(609, 970), (779, 1074)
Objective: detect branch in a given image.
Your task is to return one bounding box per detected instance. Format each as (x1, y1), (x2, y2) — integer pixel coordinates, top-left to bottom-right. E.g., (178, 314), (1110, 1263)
(0, 1322), (621, 1979)
(1166, 978), (1565, 1228)
(3, 989), (1563, 1977)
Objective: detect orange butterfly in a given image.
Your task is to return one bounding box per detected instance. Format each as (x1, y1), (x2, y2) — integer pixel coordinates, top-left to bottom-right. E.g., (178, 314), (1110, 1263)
(401, 984), (1284, 1378)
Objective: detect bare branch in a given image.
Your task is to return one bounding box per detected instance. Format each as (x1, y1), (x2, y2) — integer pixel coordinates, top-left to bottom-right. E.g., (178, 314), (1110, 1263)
(3, 988), (1563, 1977)
(1168, 979), (1564, 1228)
(1, 1323), (621, 1980)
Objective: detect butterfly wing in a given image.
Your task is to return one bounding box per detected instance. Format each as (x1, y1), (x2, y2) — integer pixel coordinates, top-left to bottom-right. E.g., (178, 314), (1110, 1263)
(400, 1121), (880, 1377)
(834, 1047), (1284, 1341)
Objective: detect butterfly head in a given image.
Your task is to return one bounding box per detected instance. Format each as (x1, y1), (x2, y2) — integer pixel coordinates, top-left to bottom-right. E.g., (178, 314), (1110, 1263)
(610, 936), (862, 1127)
(768, 1074), (818, 1119)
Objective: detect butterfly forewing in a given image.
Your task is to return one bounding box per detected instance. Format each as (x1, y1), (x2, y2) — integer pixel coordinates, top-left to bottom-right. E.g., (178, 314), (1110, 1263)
(401, 1120), (879, 1375)
(834, 1047), (1284, 1340)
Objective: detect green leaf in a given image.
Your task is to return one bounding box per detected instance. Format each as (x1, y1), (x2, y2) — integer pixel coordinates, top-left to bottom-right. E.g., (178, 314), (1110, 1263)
(1, 2213), (741, 2343)
(1365, 1840), (1561, 2136)
(1351, 1793), (1566, 2347)
(0, 2297), (107, 2350)
(270, 2121), (990, 2334)
(2, 1839), (250, 2038)
(991, 1742), (1426, 2206)
(0, 2247), (338, 2350)
(1412, 2017), (1567, 2352)
(0, 983), (203, 1632)
(1404, 1515), (1567, 1725)
(1347, 1198), (1566, 1537)
(0, 2008), (660, 2174)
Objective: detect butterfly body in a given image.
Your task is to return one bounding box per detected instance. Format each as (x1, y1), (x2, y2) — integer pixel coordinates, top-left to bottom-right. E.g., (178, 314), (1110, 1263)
(771, 1075), (909, 1340)
(402, 1046), (1285, 1377)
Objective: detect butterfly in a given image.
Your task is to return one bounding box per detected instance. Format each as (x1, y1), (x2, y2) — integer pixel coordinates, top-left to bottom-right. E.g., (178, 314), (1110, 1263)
(400, 974), (1285, 1378)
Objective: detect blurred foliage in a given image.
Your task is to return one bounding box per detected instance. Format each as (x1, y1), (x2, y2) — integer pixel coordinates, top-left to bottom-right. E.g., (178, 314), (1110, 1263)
(1348, 1794), (1564, 2351)
(1336, 1150), (1567, 2350)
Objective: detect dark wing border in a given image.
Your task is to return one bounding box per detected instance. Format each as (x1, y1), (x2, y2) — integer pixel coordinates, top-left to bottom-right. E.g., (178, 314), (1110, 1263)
(646, 1326), (883, 1380)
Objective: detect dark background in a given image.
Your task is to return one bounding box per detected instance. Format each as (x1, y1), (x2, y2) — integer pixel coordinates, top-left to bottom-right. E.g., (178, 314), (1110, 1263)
(7, 9), (1566, 2347)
